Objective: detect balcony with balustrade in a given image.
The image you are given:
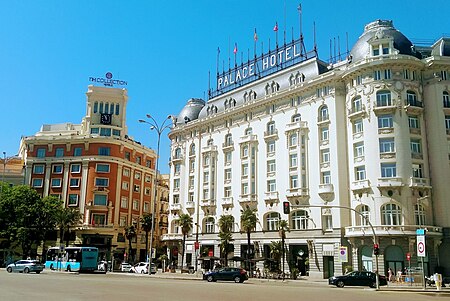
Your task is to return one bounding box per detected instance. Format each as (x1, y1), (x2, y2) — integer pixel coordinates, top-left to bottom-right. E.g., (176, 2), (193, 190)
(345, 224), (443, 238)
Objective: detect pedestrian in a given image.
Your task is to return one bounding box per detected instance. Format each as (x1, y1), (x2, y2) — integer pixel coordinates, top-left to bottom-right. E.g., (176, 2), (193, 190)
(388, 267), (393, 282)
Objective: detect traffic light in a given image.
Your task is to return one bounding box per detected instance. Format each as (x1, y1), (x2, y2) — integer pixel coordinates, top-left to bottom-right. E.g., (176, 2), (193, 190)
(373, 244), (380, 256)
(283, 201), (290, 214)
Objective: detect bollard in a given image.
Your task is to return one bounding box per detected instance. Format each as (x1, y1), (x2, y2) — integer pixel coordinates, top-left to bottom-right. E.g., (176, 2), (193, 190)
(436, 273), (443, 291)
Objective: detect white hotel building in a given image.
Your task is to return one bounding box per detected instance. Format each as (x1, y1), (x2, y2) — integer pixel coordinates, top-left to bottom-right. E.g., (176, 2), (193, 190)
(164, 20), (450, 279)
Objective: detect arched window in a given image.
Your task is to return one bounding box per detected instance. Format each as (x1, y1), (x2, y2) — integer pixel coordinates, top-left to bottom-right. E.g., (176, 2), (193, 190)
(289, 133), (298, 147)
(266, 212), (280, 231)
(292, 210), (309, 230)
(376, 90), (392, 107)
(319, 105), (329, 122)
(414, 204), (426, 226)
(292, 114), (301, 122)
(189, 143), (195, 156)
(205, 217), (215, 234)
(93, 102), (98, 113)
(356, 205), (370, 226)
(381, 203), (402, 225)
(174, 148), (181, 159)
(109, 103), (114, 114)
(267, 121), (276, 135)
(171, 220), (180, 234)
(443, 91), (450, 108)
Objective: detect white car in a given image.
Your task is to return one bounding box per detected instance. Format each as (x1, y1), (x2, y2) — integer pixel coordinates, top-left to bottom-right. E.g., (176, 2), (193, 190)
(120, 262), (132, 272)
(130, 262), (156, 274)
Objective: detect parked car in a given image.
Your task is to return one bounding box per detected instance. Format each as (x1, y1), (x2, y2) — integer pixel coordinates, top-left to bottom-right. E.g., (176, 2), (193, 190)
(130, 262), (156, 274)
(120, 262), (132, 272)
(6, 260), (44, 274)
(203, 267), (248, 283)
(328, 271), (387, 288)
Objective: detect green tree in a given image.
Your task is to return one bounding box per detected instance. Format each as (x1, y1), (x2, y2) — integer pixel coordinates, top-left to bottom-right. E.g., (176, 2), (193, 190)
(35, 196), (63, 257)
(178, 213), (193, 269)
(278, 219), (289, 279)
(56, 207), (82, 247)
(124, 224), (137, 263)
(269, 240), (283, 272)
(240, 208), (258, 271)
(140, 213), (153, 261)
(218, 214), (234, 266)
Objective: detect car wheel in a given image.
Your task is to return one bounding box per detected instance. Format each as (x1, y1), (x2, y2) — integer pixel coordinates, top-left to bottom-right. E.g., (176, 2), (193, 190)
(207, 275), (214, 282)
(336, 280), (344, 288)
(7, 267), (12, 273)
(234, 276), (241, 283)
(141, 270), (145, 274)
(369, 281), (376, 288)
(67, 266), (71, 272)
(36, 271), (41, 274)
(24, 267), (30, 273)
(50, 264), (54, 270)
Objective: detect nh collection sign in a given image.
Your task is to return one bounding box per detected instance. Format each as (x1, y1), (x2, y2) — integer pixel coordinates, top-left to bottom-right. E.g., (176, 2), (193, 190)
(89, 72), (128, 87)
(210, 38), (315, 99)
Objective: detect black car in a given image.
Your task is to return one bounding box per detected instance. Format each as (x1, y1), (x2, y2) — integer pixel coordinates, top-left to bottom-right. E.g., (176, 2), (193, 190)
(328, 271), (387, 288)
(203, 267), (248, 283)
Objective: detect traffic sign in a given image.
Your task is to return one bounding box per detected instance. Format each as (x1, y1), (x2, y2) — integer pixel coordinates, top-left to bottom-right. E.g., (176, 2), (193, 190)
(417, 235), (426, 257)
(339, 246), (348, 262)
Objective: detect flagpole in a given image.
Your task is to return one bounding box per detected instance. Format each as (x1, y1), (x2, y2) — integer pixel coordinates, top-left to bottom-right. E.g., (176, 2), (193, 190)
(254, 28), (257, 58)
(216, 47), (220, 76)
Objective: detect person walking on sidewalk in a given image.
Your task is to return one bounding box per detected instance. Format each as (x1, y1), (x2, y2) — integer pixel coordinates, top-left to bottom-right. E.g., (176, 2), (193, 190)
(388, 268), (394, 283)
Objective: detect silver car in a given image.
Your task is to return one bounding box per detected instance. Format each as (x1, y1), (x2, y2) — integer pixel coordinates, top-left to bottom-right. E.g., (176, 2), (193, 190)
(6, 260), (44, 274)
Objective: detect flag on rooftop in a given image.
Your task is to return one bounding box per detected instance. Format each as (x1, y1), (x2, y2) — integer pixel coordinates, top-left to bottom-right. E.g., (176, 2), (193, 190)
(273, 22), (278, 32)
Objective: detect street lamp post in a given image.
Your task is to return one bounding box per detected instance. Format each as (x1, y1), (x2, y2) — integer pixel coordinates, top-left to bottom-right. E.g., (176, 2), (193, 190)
(139, 114), (172, 275)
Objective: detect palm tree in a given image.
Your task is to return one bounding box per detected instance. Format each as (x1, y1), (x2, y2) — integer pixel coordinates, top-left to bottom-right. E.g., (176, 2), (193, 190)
(124, 224), (137, 263)
(240, 208), (258, 273)
(56, 207), (82, 247)
(140, 213), (153, 261)
(218, 214), (234, 266)
(178, 213), (193, 269)
(278, 219), (290, 280)
(269, 240), (283, 272)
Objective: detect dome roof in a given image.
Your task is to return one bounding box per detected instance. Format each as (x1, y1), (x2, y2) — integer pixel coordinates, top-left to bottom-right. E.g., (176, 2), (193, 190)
(350, 20), (416, 62)
(176, 98), (205, 125)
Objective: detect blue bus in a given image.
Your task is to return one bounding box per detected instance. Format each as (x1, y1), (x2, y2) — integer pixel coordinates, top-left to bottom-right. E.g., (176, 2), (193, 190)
(45, 246), (98, 272)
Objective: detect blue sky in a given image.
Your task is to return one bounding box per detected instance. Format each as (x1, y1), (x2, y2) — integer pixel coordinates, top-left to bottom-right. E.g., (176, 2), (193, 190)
(1, 0), (448, 174)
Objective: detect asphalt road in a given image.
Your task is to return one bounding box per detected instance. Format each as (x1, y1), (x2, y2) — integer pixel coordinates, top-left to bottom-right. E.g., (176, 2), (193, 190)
(0, 271), (446, 301)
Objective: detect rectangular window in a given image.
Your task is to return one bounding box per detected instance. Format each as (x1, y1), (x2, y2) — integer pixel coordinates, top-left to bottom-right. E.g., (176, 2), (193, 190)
(242, 164), (249, 176)
(173, 195), (180, 204)
(445, 116), (450, 129)
(321, 127), (329, 141)
(96, 164), (110, 173)
(203, 189), (209, 200)
(290, 134), (298, 146)
(242, 145), (249, 158)
(379, 138), (395, 153)
(224, 152), (232, 164)
(374, 70), (381, 80)
(267, 180), (276, 192)
(267, 160), (276, 172)
(33, 164), (45, 174)
(73, 147), (82, 156)
(51, 178), (61, 187)
(32, 178), (43, 188)
(52, 164), (63, 174)
(68, 194), (79, 206)
(125, 152), (131, 161)
(174, 179), (180, 189)
(133, 184), (140, 192)
(100, 128), (111, 136)
(267, 140), (276, 153)
(37, 148), (46, 158)
(242, 183), (249, 195)
(55, 148), (64, 157)
(71, 164), (81, 173)
(91, 128), (99, 134)
(289, 154), (297, 168)
(404, 69), (410, 80)
(410, 139), (422, 154)
(123, 168), (130, 177)
(224, 169), (232, 180)
(356, 75), (363, 85)
(146, 159), (152, 168)
(122, 181), (129, 190)
(93, 194), (107, 206)
(113, 129), (121, 136)
(378, 115), (393, 128)
(322, 171), (331, 184)
(376, 92), (392, 106)
(412, 164), (423, 178)
(144, 187), (151, 195)
(382, 44), (389, 54)
(408, 116), (420, 129)
(121, 197), (128, 208)
(144, 202), (149, 212)
(373, 48), (380, 56)
(174, 163), (181, 174)
(381, 163), (396, 177)
(355, 166), (366, 180)
(353, 119), (363, 134)
(290, 175), (298, 188)
(136, 156), (141, 164)
(321, 149), (330, 163)
(354, 142), (364, 158)
(95, 178), (109, 187)
(384, 69), (391, 79)
(145, 175), (151, 183)
(134, 171), (141, 180)
(203, 171), (209, 183)
(69, 178), (80, 187)
(119, 216), (127, 227)
(98, 147), (111, 156)
(224, 186), (232, 197)
(132, 199), (139, 210)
